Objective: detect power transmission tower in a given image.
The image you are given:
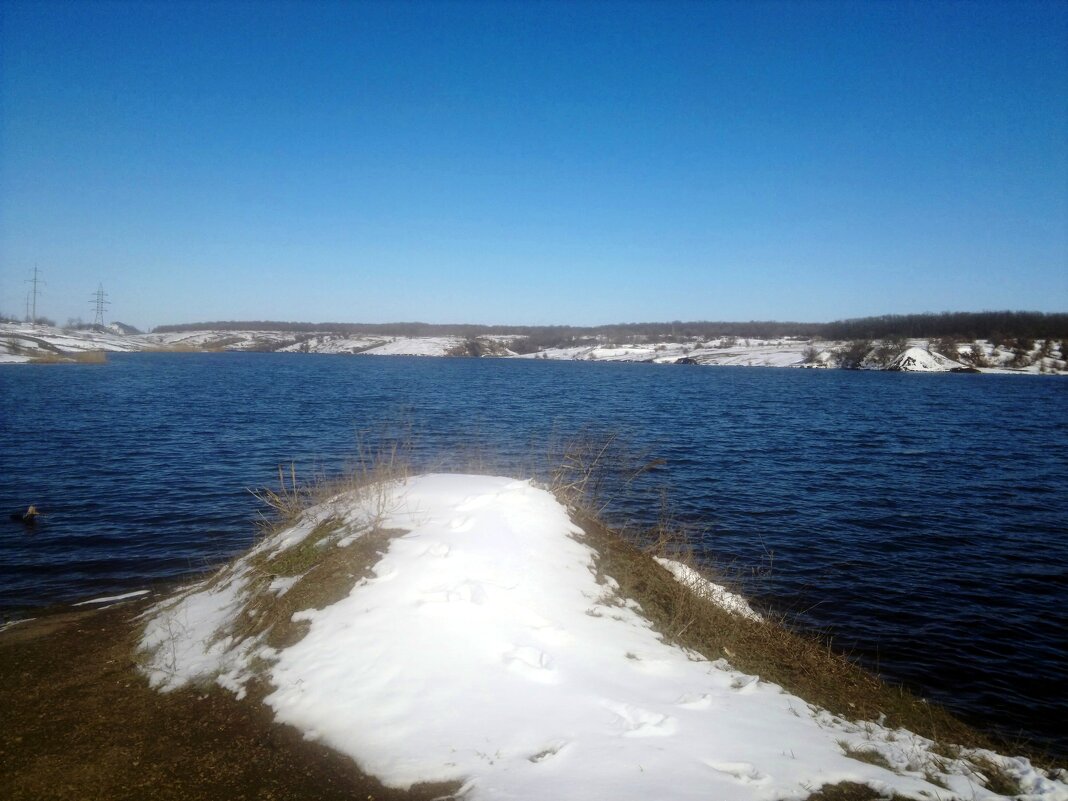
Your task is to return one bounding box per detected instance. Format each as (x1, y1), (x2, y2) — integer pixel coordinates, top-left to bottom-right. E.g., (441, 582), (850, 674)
(25, 265), (44, 324)
(89, 283), (110, 327)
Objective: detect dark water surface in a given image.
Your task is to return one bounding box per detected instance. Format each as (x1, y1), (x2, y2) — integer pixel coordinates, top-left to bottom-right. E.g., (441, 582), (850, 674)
(1, 354), (1065, 751)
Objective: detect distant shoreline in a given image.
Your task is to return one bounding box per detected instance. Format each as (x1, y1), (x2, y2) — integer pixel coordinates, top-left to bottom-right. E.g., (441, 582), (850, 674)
(2, 321), (1065, 374)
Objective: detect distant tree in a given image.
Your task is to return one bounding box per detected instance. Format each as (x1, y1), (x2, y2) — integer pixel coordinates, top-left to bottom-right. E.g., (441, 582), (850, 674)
(1010, 343), (1033, 368)
(966, 343), (989, 367)
(931, 336), (960, 359)
(869, 336), (908, 366)
(835, 340), (872, 369)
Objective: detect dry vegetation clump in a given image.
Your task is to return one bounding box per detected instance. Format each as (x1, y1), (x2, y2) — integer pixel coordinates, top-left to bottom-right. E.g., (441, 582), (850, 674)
(237, 523), (410, 652)
(139, 437), (417, 693)
(802, 782), (900, 801)
(29, 349), (107, 364)
(837, 740), (898, 771)
(217, 444), (413, 656)
(968, 755), (1026, 798)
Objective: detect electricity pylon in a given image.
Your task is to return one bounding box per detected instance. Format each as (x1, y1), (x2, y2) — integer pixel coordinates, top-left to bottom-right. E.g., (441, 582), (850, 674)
(90, 283), (110, 327)
(25, 265), (43, 324)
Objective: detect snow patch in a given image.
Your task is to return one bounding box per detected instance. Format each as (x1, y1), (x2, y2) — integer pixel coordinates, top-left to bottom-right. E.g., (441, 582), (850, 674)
(73, 589), (150, 606)
(139, 474), (1068, 801)
(654, 558), (763, 621)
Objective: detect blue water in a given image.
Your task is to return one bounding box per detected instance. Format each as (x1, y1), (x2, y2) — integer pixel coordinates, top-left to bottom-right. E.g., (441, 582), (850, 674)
(1, 353), (1065, 751)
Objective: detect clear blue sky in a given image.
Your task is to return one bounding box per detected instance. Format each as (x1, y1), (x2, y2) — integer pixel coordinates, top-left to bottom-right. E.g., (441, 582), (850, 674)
(1, 0), (1065, 331)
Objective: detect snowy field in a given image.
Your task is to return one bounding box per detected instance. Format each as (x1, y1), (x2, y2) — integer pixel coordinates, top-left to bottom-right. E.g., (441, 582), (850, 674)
(2, 322), (1063, 373)
(139, 474), (1067, 801)
(0, 321), (152, 363)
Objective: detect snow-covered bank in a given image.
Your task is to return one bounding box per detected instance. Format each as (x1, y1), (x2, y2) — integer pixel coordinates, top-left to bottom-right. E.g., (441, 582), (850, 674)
(5, 321), (1062, 373)
(139, 474), (1066, 801)
(521, 337), (1067, 374)
(0, 321), (152, 363)
(143, 330), (520, 356)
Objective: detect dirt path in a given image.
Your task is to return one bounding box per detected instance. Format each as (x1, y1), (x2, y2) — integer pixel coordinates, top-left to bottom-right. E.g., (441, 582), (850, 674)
(0, 601), (457, 801)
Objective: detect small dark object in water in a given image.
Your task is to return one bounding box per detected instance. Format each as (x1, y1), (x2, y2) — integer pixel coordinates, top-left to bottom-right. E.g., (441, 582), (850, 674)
(10, 505), (39, 525)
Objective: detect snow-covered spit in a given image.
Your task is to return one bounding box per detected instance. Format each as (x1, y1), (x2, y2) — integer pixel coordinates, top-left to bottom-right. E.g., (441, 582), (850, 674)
(138, 474), (1066, 801)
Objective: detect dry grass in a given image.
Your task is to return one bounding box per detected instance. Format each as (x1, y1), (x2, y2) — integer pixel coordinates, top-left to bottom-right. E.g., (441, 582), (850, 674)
(969, 755), (1024, 797)
(208, 436), (415, 659)
(838, 740), (898, 772)
(261, 516), (346, 576)
(803, 782), (898, 801)
(249, 431), (411, 525)
(237, 525), (411, 652)
(29, 349), (107, 364)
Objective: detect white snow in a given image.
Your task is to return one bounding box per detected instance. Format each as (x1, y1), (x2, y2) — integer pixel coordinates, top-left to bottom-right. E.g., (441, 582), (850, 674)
(361, 336), (466, 356)
(0, 617), (37, 632)
(887, 347), (963, 373)
(73, 589), (150, 606)
(654, 558), (763, 621)
(138, 474), (1068, 800)
(517, 338), (818, 368)
(277, 334), (387, 354)
(138, 329), (298, 351)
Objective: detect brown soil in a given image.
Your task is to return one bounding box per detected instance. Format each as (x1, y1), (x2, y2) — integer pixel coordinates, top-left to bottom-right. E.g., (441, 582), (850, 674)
(0, 600), (459, 801)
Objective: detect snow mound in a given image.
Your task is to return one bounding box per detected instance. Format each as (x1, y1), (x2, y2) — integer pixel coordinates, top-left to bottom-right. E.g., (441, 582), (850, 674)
(139, 474), (1067, 801)
(887, 347), (962, 372)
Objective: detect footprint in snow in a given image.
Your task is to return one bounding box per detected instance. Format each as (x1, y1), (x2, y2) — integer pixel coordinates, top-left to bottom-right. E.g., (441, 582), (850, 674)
(602, 701), (677, 738)
(418, 580), (488, 606)
(448, 516), (474, 533)
(528, 742), (568, 763)
(503, 646), (557, 683)
(368, 559), (399, 583)
(455, 494), (494, 513)
(730, 674), (760, 693)
(704, 761), (771, 786)
(675, 693), (714, 710)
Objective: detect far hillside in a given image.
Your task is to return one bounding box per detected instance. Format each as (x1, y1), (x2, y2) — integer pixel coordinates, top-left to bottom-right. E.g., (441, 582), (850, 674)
(153, 311), (1068, 352)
